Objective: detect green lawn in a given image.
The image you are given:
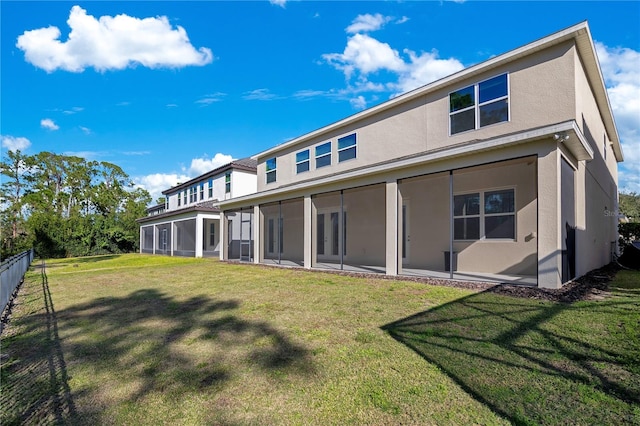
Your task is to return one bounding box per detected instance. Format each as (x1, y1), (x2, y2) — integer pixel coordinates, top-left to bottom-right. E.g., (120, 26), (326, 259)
(1, 254), (638, 425)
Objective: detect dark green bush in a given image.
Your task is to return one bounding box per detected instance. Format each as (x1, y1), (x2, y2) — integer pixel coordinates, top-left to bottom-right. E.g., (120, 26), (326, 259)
(619, 222), (640, 249)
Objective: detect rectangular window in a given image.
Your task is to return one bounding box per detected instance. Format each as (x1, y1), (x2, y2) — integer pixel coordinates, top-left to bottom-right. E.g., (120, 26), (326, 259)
(266, 157), (277, 184)
(208, 179), (213, 198)
(183, 190), (187, 205)
(450, 73), (508, 135)
(225, 172), (231, 193)
(454, 193), (480, 240)
(453, 188), (515, 240)
(338, 133), (357, 162)
(484, 189), (515, 239)
(177, 194), (181, 206)
(209, 223), (215, 246)
(316, 142), (331, 168)
(296, 149), (310, 174)
(200, 183), (204, 200)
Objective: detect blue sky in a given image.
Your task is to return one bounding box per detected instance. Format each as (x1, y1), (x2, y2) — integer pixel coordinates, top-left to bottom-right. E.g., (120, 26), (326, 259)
(2, 1), (639, 202)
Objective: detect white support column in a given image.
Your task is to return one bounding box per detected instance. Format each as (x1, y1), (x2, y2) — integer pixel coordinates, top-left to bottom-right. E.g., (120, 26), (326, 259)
(385, 180), (399, 276)
(304, 195), (312, 269)
(220, 212), (227, 261)
(253, 205), (261, 264)
(139, 227), (143, 254)
(195, 214), (204, 258)
(152, 224), (157, 255)
(397, 187), (404, 276)
(537, 146), (562, 289)
(170, 221), (175, 256)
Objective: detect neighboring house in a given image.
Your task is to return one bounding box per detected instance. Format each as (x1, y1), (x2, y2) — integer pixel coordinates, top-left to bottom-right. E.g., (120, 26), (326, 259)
(137, 158), (257, 258)
(217, 22), (623, 289)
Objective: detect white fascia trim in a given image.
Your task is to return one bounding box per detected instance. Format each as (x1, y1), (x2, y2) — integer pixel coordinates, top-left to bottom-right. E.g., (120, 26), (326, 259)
(564, 121), (594, 161)
(221, 121), (581, 209)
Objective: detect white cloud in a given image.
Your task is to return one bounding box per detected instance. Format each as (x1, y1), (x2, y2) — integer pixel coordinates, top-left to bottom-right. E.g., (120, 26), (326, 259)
(134, 153), (234, 202)
(323, 31), (464, 108)
(135, 172), (191, 203)
(346, 13), (393, 34)
(397, 49), (464, 94)
(40, 118), (59, 130)
(269, 0), (287, 8)
(1, 135), (32, 152)
(243, 88), (278, 101)
(196, 92), (226, 106)
(63, 106), (84, 114)
(349, 96), (367, 110)
(79, 126), (91, 135)
(596, 41), (640, 193)
(323, 33), (405, 79)
(16, 5), (213, 72)
(187, 153), (234, 175)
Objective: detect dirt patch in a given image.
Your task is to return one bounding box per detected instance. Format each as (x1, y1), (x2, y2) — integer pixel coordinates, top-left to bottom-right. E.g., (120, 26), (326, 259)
(487, 263), (620, 303)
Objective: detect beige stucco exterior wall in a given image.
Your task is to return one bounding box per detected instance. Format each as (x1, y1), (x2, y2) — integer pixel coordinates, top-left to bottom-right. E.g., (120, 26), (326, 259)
(451, 158), (538, 276)
(537, 144), (562, 288)
(398, 172), (451, 271)
(257, 41), (577, 194)
(573, 49), (619, 277)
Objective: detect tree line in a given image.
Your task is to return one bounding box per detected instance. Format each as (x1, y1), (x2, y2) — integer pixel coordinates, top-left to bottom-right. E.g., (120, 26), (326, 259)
(1, 150), (151, 260)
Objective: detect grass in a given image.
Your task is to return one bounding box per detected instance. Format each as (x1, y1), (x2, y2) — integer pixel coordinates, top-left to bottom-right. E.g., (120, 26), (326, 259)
(1, 254), (639, 425)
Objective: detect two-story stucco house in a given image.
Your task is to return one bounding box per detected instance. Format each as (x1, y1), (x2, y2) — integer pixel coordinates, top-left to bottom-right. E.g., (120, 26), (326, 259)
(217, 22), (623, 289)
(137, 158), (257, 258)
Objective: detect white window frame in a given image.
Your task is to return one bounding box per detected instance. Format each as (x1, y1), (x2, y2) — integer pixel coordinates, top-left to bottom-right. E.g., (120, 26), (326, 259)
(225, 172), (231, 193)
(296, 149), (310, 174)
(449, 73), (510, 136)
(208, 179), (213, 198)
(453, 187), (516, 241)
(453, 191), (481, 241)
(266, 157), (277, 184)
(315, 141), (332, 169)
(338, 133), (357, 163)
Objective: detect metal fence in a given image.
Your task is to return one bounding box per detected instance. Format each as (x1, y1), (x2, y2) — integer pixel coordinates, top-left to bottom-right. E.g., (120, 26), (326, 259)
(1, 249), (35, 317)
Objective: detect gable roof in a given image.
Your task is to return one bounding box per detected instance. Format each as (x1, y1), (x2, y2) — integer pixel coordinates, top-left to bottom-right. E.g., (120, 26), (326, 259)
(162, 157), (257, 195)
(253, 21), (622, 162)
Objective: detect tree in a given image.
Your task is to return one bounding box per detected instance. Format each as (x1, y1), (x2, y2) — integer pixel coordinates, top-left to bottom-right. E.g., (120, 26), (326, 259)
(2, 151), (152, 258)
(0, 150), (33, 256)
(619, 191), (640, 222)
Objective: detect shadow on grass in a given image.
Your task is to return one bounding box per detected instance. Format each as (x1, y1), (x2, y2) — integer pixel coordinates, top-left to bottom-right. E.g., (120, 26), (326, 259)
(1, 266), (77, 425)
(2, 264), (314, 424)
(382, 287), (640, 425)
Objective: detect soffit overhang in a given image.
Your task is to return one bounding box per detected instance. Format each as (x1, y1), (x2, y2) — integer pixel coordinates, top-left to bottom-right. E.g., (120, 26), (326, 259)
(221, 120), (589, 210)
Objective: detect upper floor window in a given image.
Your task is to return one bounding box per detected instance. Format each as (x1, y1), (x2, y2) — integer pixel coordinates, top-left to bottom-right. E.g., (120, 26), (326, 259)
(183, 190), (187, 205)
(200, 183), (204, 200)
(338, 133), (357, 162)
(296, 149), (310, 174)
(178, 194), (181, 206)
(225, 172), (231, 193)
(266, 158), (277, 184)
(316, 142), (331, 168)
(208, 179), (213, 198)
(450, 73), (509, 135)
